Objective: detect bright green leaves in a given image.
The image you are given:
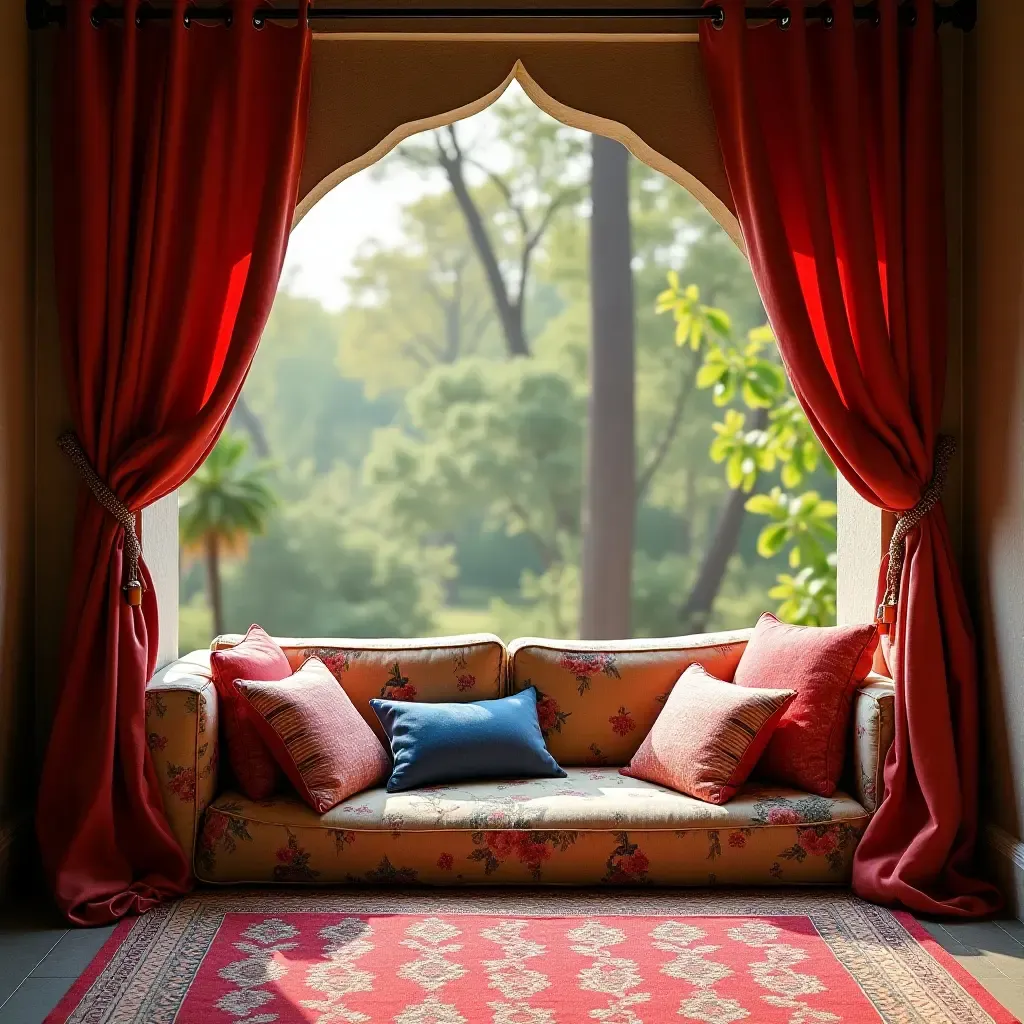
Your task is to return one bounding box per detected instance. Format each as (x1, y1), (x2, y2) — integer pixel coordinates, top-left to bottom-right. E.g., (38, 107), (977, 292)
(697, 342), (787, 408)
(768, 396), (827, 489)
(658, 280), (786, 408)
(658, 272), (837, 625)
(709, 410), (774, 492)
(768, 553), (839, 627)
(745, 487), (837, 569)
(655, 276), (733, 351)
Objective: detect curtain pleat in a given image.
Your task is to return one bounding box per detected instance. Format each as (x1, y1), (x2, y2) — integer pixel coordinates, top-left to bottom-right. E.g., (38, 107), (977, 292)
(699, 0), (999, 915)
(38, 0), (311, 925)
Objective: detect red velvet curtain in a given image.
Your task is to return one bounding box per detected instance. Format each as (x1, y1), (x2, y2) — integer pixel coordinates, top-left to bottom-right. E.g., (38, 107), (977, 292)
(37, 0), (311, 925)
(699, 0), (998, 915)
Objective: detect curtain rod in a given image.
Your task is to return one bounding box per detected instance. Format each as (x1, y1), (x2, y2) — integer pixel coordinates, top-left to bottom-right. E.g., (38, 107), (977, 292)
(26, 0), (977, 32)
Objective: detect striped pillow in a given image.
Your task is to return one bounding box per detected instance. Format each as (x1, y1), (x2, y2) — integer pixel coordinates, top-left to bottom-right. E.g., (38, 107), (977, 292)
(235, 657), (391, 813)
(620, 664), (795, 804)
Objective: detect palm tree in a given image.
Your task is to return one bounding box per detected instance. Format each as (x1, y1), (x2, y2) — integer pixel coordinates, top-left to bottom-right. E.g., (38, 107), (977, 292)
(179, 431), (277, 638)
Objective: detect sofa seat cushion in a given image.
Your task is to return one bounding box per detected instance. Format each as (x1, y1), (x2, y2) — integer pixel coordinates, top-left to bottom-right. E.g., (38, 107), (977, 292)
(196, 768), (870, 887)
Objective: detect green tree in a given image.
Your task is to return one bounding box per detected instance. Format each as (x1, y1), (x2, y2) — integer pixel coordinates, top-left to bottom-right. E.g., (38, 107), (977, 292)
(375, 89), (588, 359)
(179, 432), (277, 637)
(241, 290), (399, 472)
(542, 157), (774, 633)
(362, 357), (585, 635)
(351, 115), (786, 637)
(223, 465), (453, 638)
(339, 192), (503, 394)
(215, 91), (804, 642)
(658, 278), (838, 625)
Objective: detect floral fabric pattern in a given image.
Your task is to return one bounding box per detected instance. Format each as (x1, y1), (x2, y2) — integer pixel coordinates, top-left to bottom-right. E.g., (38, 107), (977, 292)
(848, 678), (895, 813)
(146, 651), (220, 870)
(160, 634), (894, 892)
(197, 804), (865, 888)
(192, 768), (867, 834)
(213, 633), (506, 742)
(558, 652), (621, 695)
(195, 767), (868, 886)
(468, 830), (578, 880)
(509, 634), (752, 765)
(535, 688), (570, 737)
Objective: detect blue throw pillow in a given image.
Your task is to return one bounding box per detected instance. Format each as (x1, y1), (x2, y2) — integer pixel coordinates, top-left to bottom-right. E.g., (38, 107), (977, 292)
(369, 687), (566, 792)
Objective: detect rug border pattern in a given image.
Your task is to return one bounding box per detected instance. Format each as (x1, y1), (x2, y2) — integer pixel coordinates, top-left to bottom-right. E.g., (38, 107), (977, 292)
(48, 889), (1018, 1024)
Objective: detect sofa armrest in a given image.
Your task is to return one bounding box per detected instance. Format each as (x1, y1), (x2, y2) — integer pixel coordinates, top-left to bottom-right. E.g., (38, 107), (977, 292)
(145, 650), (219, 873)
(849, 673), (895, 813)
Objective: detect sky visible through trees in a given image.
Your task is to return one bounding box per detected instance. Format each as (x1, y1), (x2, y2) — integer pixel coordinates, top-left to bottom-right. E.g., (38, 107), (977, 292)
(178, 82), (838, 652)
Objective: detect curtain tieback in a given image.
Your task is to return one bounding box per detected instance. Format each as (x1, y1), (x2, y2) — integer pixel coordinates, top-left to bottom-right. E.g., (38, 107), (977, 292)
(57, 431), (145, 607)
(876, 434), (956, 629)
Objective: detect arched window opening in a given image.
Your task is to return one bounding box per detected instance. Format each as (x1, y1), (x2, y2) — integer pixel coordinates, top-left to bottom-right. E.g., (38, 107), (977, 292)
(178, 80), (837, 650)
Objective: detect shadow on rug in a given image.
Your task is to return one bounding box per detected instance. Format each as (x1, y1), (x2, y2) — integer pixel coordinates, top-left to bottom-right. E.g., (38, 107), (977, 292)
(49, 888), (1018, 1023)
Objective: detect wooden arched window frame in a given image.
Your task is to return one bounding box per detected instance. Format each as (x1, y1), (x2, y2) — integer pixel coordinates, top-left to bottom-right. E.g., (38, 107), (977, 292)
(295, 37), (741, 250)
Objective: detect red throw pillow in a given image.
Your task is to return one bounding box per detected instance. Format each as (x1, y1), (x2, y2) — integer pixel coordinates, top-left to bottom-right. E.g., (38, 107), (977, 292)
(620, 663), (795, 804)
(732, 613), (879, 796)
(210, 624), (292, 800)
(235, 657), (391, 813)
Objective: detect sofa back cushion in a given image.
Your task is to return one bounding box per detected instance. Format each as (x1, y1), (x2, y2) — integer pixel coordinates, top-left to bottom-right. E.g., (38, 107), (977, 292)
(212, 633), (507, 742)
(508, 632), (751, 766)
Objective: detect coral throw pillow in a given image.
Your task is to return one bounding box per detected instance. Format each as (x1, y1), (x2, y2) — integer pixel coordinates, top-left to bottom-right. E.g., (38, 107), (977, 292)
(732, 612), (879, 796)
(209, 624), (292, 800)
(236, 657), (391, 813)
(620, 664), (794, 804)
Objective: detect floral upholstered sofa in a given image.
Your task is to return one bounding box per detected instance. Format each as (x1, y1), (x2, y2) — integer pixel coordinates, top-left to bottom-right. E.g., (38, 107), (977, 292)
(146, 630), (894, 888)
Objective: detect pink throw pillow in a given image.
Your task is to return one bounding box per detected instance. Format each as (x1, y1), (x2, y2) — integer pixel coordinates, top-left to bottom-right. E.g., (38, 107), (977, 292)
(235, 657), (391, 813)
(620, 664), (795, 804)
(210, 624), (291, 800)
(732, 613), (879, 796)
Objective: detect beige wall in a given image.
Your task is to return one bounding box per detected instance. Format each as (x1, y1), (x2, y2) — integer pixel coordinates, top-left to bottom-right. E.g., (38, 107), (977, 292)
(299, 36), (733, 234)
(0, 4), (35, 884)
(31, 36), (76, 764)
(963, 0), (1024, 908)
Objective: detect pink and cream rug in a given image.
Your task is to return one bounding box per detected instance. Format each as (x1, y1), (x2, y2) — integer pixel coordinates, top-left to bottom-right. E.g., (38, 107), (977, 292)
(49, 889), (1016, 1023)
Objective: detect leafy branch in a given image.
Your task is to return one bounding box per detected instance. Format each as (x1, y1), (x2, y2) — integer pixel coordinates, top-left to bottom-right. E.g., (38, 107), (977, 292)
(657, 277), (837, 625)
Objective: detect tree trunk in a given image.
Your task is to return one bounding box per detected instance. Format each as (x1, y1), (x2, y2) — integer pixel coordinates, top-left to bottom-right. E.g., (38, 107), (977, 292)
(442, 153), (530, 358)
(231, 393), (270, 458)
(204, 533), (225, 639)
(679, 484), (748, 634)
(680, 408), (768, 632)
(579, 135), (636, 640)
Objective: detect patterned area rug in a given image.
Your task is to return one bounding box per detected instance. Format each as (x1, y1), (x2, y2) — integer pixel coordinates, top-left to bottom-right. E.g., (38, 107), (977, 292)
(49, 889), (1016, 1023)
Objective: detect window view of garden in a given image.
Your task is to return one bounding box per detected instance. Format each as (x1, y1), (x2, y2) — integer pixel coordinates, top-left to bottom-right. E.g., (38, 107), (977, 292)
(178, 83), (838, 653)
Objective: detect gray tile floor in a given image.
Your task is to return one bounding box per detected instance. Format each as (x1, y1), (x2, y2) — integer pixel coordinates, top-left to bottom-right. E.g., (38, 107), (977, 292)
(2, 898), (1023, 1022)
(0, 901), (115, 1022)
(923, 917), (1024, 1019)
